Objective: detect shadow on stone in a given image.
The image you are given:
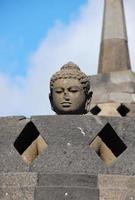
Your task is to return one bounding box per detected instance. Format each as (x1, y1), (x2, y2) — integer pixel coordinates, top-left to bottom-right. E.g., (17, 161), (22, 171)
(90, 105), (101, 115)
(90, 123), (127, 165)
(117, 104), (130, 117)
(14, 121), (48, 165)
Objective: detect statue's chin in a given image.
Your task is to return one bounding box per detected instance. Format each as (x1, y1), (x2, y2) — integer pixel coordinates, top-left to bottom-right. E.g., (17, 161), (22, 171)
(54, 107), (86, 115)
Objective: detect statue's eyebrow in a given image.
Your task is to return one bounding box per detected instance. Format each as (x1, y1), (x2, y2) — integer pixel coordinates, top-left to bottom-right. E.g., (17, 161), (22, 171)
(69, 86), (80, 88)
(53, 87), (64, 90)
(68, 86), (81, 90)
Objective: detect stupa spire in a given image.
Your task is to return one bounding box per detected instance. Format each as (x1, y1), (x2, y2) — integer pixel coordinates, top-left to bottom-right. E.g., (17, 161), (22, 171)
(98, 0), (131, 73)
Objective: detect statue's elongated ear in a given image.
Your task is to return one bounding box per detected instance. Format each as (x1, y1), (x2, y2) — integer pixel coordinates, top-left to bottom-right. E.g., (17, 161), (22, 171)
(49, 93), (54, 111)
(49, 93), (52, 102)
(87, 91), (93, 100)
(85, 91), (93, 113)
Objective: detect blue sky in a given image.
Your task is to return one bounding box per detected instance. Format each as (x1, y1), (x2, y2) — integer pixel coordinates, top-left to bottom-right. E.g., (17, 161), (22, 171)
(0, 0), (135, 117)
(0, 0), (87, 76)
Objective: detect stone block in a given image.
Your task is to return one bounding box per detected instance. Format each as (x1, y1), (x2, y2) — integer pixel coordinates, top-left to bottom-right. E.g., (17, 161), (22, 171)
(125, 104), (135, 117)
(1, 115), (135, 175)
(37, 174), (97, 188)
(31, 115), (104, 146)
(98, 39), (131, 73)
(89, 71), (135, 105)
(0, 172), (37, 187)
(110, 70), (135, 84)
(98, 174), (135, 189)
(30, 115), (107, 174)
(106, 147), (135, 175)
(99, 189), (135, 200)
(110, 93), (134, 104)
(35, 187), (99, 200)
(98, 103), (121, 117)
(0, 172), (37, 200)
(0, 187), (35, 200)
(0, 117), (30, 172)
(98, 175), (135, 200)
(29, 115), (135, 175)
(91, 82), (135, 95)
(89, 70), (135, 87)
(91, 92), (135, 104)
(30, 145), (106, 174)
(90, 103), (135, 117)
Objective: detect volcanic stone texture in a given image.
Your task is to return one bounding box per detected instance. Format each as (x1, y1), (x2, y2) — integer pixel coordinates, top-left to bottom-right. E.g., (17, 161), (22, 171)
(0, 116), (30, 173)
(0, 115), (135, 199)
(89, 70), (135, 116)
(98, 0), (131, 73)
(98, 39), (131, 73)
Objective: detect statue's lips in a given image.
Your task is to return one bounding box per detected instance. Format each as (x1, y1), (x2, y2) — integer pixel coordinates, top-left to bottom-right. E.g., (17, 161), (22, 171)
(61, 102), (72, 107)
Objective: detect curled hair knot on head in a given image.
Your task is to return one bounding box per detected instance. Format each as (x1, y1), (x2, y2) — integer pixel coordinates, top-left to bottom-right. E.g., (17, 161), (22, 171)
(50, 62), (90, 95)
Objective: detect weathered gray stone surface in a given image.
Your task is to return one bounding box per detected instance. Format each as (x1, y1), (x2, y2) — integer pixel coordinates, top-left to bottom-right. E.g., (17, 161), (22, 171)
(102, 0), (127, 40)
(98, 0), (131, 73)
(30, 115), (106, 174)
(0, 187), (35, 200)
(98, 175), (135, 200)
(98, 39), (131, 73)
(0, 172), (37, 187)
(0, 115), (135, 199)
(35, 187), (99, 200)
(0, 172), (37, 200)
(38, 173), (98, 189)
(27, 115), (135, 175)
(89, 71), (135, 106)
(90, 71), (135, 93)
(35, 174), (99, 200)
(1, 115), (135, 175)
(92, 92), (135, 104)
(0, 117), (30, 172)
(37, 174), (97, 187)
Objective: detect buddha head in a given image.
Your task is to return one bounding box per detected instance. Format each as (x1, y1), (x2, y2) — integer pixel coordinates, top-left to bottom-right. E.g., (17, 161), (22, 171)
(49, 62), (92, 114)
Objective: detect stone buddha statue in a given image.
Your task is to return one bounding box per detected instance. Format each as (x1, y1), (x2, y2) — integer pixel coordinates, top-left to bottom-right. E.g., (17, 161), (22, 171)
(49, 62), (116, 165)
(22, 62), (91, 164)
(22, 62), (115, 166)
(49, 62), (92, 115)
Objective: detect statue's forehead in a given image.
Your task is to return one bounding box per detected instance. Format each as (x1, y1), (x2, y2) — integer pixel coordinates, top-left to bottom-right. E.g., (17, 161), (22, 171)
(53, 78), (82, 88)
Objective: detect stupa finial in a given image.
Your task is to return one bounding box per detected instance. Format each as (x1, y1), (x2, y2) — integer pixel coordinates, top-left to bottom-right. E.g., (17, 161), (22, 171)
(98, 0), (131, 73)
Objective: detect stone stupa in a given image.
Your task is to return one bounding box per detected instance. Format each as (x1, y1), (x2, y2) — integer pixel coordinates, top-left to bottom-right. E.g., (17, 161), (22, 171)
(90, 0), (135, 118)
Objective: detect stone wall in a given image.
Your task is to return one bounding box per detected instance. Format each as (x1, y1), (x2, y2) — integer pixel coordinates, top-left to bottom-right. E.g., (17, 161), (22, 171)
(89, 70), (135, 117)
(0, 115), (135, 199)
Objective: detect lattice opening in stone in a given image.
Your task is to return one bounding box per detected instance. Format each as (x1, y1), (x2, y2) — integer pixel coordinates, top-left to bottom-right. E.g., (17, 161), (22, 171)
(90, 105), (101, 115)
(90, 123), (127, 165)
(14, 121), (48, 165)
(117, 104), (130, 116)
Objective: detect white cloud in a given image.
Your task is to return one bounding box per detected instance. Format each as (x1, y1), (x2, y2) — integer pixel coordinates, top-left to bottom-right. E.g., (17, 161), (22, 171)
(0, 0), (135, 117)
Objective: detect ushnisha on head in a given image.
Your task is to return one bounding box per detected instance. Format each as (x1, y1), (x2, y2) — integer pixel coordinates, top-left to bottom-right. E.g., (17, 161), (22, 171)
(49, 62), (92, 114)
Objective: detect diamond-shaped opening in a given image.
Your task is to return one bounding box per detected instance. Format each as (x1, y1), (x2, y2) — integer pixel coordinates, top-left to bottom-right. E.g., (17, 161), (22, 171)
(14, 121), (48, 165)
(90, 105), (101, 115)
(117, 104), (130, 117)
(90, 123), (127, 165)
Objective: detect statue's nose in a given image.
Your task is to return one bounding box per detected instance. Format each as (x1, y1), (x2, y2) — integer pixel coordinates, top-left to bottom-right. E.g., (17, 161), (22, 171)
(64, 91), (70, 100)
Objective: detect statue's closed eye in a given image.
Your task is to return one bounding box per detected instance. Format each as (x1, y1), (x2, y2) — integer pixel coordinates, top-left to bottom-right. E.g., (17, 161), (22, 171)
(69, 87), (80, 92)
(54, 88), (64, 93)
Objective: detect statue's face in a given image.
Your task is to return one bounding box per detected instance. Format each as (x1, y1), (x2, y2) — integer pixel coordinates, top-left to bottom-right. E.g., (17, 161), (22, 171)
(51, 78), (86, 114)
